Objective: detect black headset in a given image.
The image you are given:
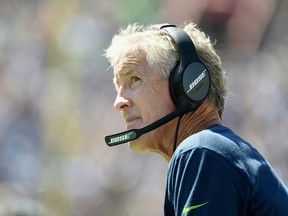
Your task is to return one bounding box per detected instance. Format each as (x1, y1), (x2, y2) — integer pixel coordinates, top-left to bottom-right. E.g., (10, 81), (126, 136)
(159, 24), (211, 112)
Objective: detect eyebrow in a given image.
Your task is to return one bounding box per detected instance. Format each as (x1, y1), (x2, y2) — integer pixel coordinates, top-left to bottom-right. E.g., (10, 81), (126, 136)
(119, 69), (134, 76)
(113, 70), (134, 88)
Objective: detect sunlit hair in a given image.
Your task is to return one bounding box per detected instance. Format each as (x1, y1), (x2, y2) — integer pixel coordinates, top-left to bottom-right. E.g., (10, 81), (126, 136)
(104, 23), (227, 117)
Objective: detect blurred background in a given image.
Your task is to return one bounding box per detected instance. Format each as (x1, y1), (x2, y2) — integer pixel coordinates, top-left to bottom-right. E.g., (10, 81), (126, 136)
(0, 0), (287, 215)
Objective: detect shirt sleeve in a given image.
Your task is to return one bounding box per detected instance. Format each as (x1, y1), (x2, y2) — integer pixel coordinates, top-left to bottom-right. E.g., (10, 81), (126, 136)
(166, 147), (251, 216)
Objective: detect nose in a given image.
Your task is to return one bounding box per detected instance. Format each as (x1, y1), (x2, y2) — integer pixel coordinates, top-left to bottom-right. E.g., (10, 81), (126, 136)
(114, 88), (132, 111)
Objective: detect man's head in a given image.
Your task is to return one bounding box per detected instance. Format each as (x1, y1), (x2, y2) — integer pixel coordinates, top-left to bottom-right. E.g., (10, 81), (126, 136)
(104, 23), (227, 154)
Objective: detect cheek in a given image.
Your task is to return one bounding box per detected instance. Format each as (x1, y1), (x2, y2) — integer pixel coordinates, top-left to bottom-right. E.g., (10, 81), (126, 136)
(151, 82), (175, 109)
(142, 84), (175, 120)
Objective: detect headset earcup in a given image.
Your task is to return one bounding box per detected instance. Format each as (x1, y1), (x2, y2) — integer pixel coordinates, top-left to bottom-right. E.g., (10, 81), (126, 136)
(182, 62), (211, 102)
(169, 62), (211, 110)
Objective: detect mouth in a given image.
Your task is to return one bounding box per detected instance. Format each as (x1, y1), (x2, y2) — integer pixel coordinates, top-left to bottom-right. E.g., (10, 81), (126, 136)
(125, 116), (141, 129)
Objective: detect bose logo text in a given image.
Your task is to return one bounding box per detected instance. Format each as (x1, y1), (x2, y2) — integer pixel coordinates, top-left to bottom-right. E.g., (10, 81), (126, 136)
(108, 132), (134, 144)
(186, 70), (206, 94)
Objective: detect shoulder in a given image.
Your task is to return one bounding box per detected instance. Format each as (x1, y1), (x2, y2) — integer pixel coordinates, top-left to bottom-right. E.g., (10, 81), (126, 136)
(166, 125), (288, 215)
(170, 124), (265, 184)
(173, 124), (248, 159)
(166, 125), (253, 215)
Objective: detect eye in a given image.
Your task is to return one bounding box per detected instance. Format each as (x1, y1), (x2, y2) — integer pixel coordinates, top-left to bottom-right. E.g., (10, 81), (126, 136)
(131, 76), (142, 85)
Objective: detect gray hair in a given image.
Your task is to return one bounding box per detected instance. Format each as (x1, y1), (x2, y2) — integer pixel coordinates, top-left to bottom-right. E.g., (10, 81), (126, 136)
(104, 23), (227, 116)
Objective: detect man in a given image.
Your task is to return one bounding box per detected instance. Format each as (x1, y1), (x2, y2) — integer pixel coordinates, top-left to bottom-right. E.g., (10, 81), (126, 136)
(104, 23), (288, 215)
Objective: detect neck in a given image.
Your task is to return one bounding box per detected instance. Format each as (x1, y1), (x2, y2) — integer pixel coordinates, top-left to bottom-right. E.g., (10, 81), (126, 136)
(167, 101), (222, 160)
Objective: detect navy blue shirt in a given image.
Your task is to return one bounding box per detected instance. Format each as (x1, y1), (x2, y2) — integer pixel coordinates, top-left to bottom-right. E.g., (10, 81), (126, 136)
(164, 124), (288, 216)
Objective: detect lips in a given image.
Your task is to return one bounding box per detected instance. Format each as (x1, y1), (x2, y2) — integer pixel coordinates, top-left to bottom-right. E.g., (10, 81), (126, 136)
(125, 116), (141, 129)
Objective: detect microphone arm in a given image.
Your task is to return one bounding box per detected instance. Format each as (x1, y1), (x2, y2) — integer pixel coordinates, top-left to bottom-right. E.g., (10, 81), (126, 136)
(105, 106), (190, 146)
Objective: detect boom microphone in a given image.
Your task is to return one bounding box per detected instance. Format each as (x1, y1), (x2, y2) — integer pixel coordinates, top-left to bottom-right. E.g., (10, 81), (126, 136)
(105, 106), (191, 146)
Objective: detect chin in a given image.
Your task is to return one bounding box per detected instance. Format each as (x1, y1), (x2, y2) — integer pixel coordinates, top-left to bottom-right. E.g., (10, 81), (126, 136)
(128, 135), (153, 152)
(128, 140), (145, 152)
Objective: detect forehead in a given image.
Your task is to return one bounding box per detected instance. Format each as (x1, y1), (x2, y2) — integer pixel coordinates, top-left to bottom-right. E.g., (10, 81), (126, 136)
(114, 52), (147, 78)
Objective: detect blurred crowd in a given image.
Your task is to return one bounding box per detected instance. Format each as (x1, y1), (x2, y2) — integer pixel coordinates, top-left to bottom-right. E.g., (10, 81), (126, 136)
(0, 0), (287, 215)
